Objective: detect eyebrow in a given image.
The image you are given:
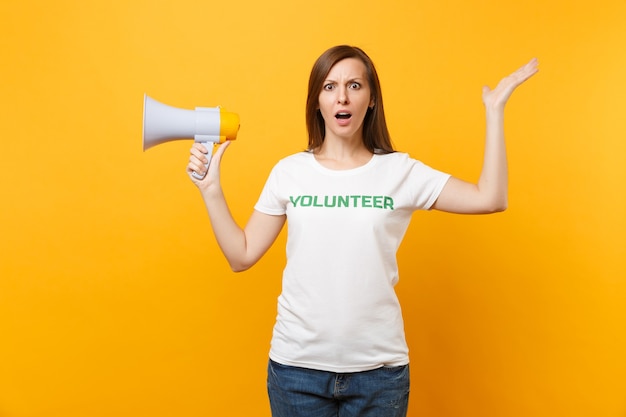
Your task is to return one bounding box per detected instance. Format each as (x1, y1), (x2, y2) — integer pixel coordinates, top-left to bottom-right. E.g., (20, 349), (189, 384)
(323, 77), (365, 84)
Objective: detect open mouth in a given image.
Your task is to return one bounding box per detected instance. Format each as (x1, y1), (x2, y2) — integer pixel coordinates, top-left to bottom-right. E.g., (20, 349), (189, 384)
(335, 112), (352, 119)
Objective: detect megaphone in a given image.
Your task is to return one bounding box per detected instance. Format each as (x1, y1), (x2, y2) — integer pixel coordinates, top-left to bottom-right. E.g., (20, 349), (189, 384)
(142, 94), (240, 179)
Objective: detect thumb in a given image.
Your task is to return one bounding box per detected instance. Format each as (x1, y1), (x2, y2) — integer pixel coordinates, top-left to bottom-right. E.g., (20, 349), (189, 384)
(207, 140), (232, 173)
(481, 85), (493, 104)
(213, 140), (232, 161)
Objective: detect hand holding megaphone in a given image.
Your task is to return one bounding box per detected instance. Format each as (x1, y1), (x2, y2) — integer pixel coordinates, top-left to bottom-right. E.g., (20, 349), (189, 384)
(142, 95), (240, 179)
(187, 140), (231, 185)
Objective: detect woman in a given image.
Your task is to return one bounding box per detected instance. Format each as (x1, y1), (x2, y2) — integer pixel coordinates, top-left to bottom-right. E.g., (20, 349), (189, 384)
(187, 45), (538, 417)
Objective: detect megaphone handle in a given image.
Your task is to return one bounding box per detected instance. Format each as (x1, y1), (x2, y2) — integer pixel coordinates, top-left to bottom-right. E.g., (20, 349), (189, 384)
(191, 142), (214, 180)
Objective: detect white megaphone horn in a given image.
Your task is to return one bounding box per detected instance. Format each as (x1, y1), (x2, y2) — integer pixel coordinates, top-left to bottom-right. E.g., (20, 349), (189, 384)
(142, 94), (240, 179)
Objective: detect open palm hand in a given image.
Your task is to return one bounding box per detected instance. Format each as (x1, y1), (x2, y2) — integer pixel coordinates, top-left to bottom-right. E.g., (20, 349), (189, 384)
(482, 58), (539, 110)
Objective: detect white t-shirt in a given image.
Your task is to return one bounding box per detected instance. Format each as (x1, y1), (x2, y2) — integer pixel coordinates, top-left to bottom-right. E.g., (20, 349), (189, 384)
(254, 151), (451, 373)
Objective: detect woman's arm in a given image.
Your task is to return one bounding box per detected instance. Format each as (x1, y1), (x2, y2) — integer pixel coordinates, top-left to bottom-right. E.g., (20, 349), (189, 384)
(188, 141), (286, 272)
(433, 58), (539, 214)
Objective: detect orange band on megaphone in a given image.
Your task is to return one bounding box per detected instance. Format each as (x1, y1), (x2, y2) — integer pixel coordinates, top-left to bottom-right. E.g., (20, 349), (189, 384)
(220, 110), (240, 141)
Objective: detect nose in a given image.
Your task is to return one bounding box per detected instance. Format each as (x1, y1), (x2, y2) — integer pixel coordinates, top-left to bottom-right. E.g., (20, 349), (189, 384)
(337, 86), (349, 104)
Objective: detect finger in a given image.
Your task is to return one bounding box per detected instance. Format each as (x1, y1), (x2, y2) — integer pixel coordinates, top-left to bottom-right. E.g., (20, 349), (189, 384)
(188, 151), (206, 169)
(514, 58), (539, 80)
(189, 153), (205, 167)
(190, 148), (208, 164)
(190, 143), (211, 163)
(209, 141), (232, 167)
(500, 63), (538, 91)
(527, 57), (539, 68)
(214, 140), (232, 158)
(191, 142), (208, 153)
(187, 161), (204, 178)
(198, 141), (231, 178)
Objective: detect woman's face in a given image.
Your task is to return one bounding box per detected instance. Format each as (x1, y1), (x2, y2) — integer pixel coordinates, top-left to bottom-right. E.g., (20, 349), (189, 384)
(317, 58), (374, 142)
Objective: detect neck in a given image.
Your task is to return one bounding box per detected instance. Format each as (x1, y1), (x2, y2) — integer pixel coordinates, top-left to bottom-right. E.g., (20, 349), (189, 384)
(313, 137), (373, 170)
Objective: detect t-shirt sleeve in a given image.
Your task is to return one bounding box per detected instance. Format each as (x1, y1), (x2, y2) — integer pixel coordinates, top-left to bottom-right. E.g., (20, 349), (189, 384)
(254, 163), (287, 215)
(406, 158), (451, 210)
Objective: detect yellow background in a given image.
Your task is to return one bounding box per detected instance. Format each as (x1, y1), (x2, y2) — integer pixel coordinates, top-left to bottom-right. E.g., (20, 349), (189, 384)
(1, 0), (625, 416)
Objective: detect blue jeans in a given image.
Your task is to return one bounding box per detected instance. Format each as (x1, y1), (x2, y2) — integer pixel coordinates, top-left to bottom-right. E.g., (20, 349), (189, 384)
(267, 359), (410, 417)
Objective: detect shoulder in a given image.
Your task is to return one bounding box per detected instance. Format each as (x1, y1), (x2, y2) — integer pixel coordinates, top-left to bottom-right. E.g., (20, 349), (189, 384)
(375, 151), (420, 167)
(376, 151), (448, 178)
(262, 151), (314, 176)
(267, 151), (314, 174)
(277, 150), (313, 164)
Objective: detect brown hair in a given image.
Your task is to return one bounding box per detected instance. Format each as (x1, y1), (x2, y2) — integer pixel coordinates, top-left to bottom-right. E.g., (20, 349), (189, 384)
(305, 45), (395, 154)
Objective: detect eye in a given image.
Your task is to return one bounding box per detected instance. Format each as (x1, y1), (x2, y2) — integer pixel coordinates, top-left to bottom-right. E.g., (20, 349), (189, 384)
(323, 83), (335, 91)
(349, 82), (361, 89)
